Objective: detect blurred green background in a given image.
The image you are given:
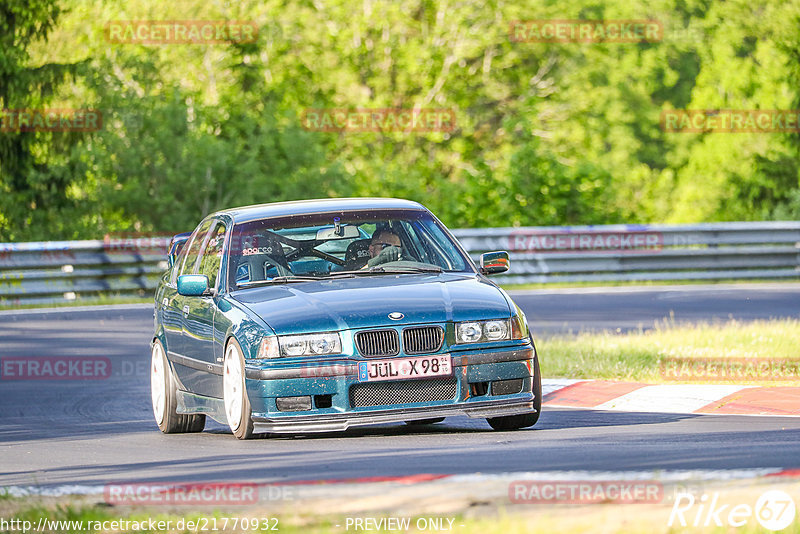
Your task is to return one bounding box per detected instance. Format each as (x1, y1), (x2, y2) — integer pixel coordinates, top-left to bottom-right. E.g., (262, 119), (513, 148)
(1, 0), (799, 241)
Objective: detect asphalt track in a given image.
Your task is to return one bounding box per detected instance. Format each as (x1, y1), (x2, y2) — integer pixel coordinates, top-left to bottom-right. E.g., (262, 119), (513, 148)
(512, 282), (800, 334)
(1, 284), (799, 489)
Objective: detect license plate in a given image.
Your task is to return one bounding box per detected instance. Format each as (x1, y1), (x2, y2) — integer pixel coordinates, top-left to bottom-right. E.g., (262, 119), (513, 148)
(358, 355), (452, 382)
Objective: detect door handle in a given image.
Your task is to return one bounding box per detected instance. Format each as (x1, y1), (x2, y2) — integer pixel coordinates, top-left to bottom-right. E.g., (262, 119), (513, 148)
(183, 305), (189, 317)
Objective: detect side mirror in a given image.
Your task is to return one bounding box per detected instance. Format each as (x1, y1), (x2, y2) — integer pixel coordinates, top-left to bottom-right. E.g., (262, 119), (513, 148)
(167, 232), (192, 268)
(480, 251), (509, 275)
(177, 274), (210, 296)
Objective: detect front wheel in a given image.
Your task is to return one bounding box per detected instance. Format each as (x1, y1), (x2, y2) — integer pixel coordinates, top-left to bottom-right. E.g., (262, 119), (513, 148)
(150, 339), (205, 433)
(223, 339), (254, 440)
(487, 352), (542, 431)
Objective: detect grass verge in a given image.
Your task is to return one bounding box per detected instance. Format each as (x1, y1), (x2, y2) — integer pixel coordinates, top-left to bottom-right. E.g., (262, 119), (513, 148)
(2, 479), (799, 533)
(538, 318), (800, 383)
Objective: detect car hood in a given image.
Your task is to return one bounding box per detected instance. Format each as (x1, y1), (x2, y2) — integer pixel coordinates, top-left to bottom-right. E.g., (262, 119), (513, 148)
(229, 273), (512, 333)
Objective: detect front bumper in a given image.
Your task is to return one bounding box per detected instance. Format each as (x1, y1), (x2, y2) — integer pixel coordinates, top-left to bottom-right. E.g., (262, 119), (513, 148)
(244, 344), (536, 433)
(251, 394), (535, 433)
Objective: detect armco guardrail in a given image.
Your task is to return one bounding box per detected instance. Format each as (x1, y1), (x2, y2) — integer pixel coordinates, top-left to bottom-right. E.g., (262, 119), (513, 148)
(1, 222), (799, 305)
(0, 237), (170, 306)
(452, 221), (800, 284)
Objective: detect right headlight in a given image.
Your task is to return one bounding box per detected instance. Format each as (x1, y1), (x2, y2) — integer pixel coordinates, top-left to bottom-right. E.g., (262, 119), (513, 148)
(456, 318), (526, 344)
(256, 332), (342, 358)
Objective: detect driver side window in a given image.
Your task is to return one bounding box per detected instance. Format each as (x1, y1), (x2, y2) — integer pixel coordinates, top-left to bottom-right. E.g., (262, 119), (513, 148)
(197, 222), (227, 289)
(175, 219), (214, 282)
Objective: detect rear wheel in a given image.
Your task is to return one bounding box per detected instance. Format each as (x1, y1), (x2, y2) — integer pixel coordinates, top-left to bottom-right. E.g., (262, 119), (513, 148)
(223, 339), (254, 440)
(487, 352), (542, 431)
(405, 418), (445, 426)
(150, 339), (205, 433)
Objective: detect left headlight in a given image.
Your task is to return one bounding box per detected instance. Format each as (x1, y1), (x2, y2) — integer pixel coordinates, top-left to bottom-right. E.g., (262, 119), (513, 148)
(456, 317), (526, 344)
(257, 332), (342, 358)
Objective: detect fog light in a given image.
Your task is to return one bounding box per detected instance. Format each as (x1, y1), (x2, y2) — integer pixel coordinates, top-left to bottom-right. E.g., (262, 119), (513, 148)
(492, 379), (523, 395)
(276, 396), (312, 412)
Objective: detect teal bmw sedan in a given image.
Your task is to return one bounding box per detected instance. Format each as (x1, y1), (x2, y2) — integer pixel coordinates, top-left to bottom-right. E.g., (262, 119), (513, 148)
(151, 198), (541, 439)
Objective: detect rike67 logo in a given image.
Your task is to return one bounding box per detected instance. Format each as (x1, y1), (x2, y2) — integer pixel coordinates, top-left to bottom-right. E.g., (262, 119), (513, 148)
(669, 490), (796, 530)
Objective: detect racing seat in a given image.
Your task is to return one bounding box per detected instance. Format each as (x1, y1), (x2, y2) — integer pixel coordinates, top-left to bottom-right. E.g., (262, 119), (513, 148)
(241, 233), (291, 281)
(343, 239), (371, 270)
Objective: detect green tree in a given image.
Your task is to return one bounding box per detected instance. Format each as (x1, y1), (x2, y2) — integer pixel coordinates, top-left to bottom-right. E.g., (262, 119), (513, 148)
(0, 0), (93, 240)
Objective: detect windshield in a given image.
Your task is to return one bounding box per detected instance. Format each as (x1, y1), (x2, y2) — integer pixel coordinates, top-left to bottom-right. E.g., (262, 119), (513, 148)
(227, 209), (473, 287)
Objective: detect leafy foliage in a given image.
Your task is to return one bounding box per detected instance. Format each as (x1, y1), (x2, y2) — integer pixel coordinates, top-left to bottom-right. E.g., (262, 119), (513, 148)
(1, 0), (799, 240)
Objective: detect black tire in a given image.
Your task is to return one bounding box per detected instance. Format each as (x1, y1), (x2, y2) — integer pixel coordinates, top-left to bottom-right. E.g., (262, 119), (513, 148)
(150, 339), (206, 433)
(223, 338), (254, 440)
(405, 418), (445, 426)
(487, 350), (542, 431)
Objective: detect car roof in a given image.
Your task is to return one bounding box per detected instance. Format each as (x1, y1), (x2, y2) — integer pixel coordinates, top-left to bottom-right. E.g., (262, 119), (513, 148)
(211, 198), (428, 224)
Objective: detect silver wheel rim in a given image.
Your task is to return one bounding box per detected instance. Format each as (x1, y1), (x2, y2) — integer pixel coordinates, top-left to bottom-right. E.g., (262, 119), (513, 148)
(223, 343), (243, 431)
(150, 342), (166, 425)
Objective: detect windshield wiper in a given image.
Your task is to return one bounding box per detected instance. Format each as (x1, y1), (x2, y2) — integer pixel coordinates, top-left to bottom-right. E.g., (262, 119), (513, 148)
(325, 270), (375, 277)
(329, 265), (443, 276)
(238, 267), (443, 287)
(369, 265), (443, 274)
(237, 275), (324, 288)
